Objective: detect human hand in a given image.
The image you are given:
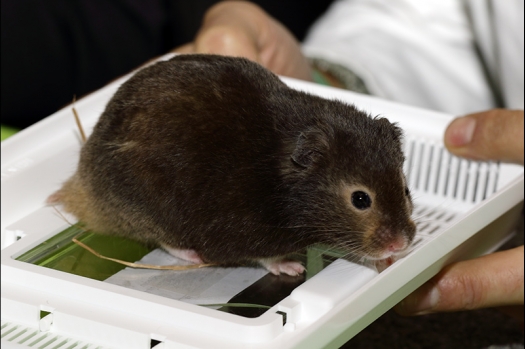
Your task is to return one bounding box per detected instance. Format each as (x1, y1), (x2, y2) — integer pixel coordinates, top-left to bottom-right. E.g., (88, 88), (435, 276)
(443, 109), (524, 165)
(396, 109), (524, 322)
(173, 1), (312, 81)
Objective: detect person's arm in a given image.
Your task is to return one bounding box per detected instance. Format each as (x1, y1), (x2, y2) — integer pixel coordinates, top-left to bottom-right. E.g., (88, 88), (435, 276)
(302, 0), (497, 114)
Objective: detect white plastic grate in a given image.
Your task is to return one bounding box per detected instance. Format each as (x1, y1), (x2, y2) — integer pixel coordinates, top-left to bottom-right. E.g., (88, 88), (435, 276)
(409, 204), (457, 249)
(404, 136), (500, 204)
(1, 320), (108, 349)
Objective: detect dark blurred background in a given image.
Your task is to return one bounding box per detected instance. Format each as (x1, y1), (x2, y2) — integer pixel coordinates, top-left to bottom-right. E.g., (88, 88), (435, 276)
(0, 0), (334, 129)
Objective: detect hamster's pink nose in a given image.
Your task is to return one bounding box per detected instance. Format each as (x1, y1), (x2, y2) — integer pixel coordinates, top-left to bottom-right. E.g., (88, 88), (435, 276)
(376, 227), (406, 249)
(388, 237), (407, 253)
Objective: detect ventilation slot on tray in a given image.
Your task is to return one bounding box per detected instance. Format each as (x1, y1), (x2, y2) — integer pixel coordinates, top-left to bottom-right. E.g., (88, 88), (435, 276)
(403, 137), (500, 204)
(1, 320), (109, 349)
(409, 203), (457, 248)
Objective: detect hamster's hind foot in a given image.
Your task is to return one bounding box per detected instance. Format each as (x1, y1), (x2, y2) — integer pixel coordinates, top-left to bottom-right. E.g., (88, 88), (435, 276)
(259, 258), (305, 276)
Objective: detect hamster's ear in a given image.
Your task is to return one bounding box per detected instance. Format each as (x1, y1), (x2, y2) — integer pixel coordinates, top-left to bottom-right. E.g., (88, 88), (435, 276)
(291, 130), (329, 168)
(376, 117), (403, 141)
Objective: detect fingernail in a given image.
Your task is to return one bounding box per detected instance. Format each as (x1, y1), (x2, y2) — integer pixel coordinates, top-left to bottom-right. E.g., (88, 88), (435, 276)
(414, 287), (439, 313)
(446, 117), (476, 147)
(398, 286), (440, 315)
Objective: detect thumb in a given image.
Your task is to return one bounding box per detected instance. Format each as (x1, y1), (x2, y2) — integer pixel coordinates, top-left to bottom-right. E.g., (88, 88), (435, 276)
(395, 246), (524, 315)
(194, 26), (260, 62)
(444, 109), (524, 165)
(171, 43), (195, 54)
(191, 2), (263, 63)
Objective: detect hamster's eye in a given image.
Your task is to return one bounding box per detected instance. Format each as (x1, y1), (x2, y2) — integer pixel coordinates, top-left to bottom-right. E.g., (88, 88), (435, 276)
(351, 191), (372, 210)
(405, 187), (410, 196)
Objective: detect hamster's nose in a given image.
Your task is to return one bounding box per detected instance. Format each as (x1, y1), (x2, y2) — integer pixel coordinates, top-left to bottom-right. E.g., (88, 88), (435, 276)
(388, 236), (408, 253)
(375, 226), (408, 253)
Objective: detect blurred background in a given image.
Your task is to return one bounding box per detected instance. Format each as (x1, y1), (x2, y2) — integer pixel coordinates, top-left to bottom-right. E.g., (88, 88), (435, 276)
(1, 0), (333, 131)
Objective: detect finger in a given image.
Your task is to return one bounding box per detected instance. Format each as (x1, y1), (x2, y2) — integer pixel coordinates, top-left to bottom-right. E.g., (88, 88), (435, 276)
(444, 109), (524, 165)
(396, 246), (524, 315)
(171, 43), (195, 54)
(194, 25), (260, 62)
(192, 2), (262, 62)
(191, 1), (311, 80)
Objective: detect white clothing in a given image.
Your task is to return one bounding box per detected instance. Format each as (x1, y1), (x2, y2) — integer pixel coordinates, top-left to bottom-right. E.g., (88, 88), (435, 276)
(302, 0), (524, 115)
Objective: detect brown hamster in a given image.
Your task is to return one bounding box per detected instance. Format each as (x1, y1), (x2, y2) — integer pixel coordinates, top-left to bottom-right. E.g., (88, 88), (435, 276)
(49, 54), (416, 276)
